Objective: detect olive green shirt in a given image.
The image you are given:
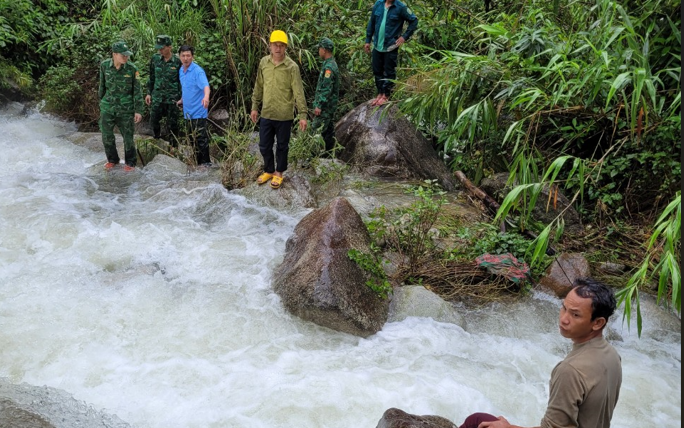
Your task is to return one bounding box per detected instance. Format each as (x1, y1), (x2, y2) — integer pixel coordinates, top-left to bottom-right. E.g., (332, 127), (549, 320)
(98, 58), (144, 115)
(147, 53), (182, 104)
(313, 57), (340, 113)
(251, 55), (307, 121)
(541, 336), (622, 428)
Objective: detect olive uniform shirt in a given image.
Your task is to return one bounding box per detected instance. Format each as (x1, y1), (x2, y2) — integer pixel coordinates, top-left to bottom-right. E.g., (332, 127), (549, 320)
(312, 56), (340, 121)
(251, 55), (307, 122)
(147, 53), (182, 105)
(98, 59), (144, 115)
(541, 336), (622, 428)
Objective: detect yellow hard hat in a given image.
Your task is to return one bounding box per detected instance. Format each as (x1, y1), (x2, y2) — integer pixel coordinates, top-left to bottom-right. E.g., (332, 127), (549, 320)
(270, 30), (288, 45)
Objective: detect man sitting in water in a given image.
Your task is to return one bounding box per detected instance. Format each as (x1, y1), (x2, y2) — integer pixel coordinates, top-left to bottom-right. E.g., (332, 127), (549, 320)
(460, 278), (622, 428)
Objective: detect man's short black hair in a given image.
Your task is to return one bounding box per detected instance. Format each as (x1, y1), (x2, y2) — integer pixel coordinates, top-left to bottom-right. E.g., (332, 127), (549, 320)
(178, 45), (194, 55)
(573, 277), (617, 321)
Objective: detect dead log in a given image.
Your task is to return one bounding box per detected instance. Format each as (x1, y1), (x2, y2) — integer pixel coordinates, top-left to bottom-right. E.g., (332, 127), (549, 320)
(454, 170), (501, 216)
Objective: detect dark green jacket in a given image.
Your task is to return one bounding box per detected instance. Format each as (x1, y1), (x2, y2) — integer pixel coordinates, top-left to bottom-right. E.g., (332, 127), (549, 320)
(147, 53), (182, 104)
(98, 59), (144, 114)
(313, 57), (340, 113)
(365, 0), (418, 50)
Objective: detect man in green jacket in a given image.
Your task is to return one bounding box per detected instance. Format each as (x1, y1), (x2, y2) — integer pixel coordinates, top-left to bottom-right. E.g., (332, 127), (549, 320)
(250, 30), (308, 189)
(364, 0), (418, 106)
(311, 37), (340, 157)
(98, 40), (144, 171)
(145, 35), (182, 145)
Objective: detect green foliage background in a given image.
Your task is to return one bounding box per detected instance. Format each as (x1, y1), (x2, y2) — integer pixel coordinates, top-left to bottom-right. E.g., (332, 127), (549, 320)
(0, 0), (680, 327)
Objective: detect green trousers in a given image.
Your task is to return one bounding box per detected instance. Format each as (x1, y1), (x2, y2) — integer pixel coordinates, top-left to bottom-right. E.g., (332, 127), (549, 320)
(100, 110), (137, 167)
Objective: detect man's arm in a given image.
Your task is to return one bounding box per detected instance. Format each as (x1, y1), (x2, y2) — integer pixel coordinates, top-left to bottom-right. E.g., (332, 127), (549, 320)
(98, 61), (106, 100)
(147, 57), (155, 95)
(364, 1), (378, 52)
(202, 85), (210, 109)
(250, 60), (264, 123)
(477, 417), (540, 428)
(197, 67), (211, 110)
(132, 65), (144, 123)
(291, 64), (307, 130)
(365, 2), (377, 44)
(401, 5), (418, 41)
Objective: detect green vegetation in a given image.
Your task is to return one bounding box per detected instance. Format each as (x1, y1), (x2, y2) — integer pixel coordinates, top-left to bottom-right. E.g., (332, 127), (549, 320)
(349, 181), (446, 298)
(347, 248), (392, 299)
(616, 192), (681, 335)
(0, 0), (679, 327)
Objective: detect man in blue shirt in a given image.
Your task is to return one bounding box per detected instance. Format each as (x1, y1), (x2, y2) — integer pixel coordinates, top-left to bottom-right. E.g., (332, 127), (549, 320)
(177, 45), (211, 166)
(364, 0), (418, 106)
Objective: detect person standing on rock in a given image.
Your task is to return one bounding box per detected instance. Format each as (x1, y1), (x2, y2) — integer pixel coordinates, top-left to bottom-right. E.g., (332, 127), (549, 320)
(98, 40), (144, 171)
(460, 278), (622, 428)
(177, 45), (212, 167)
(311, 37), (340, 158)
(364, 0), (418, 106)
(250, 30), (308, 189)
(145, 35), (182, 146)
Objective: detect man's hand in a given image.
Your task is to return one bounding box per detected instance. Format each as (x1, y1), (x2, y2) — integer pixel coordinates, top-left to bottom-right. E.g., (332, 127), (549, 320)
(202, 96), (209, 109)
(134, 113), (142, 124)
(364, 43), (371, 54)
(478, 416), (513, 428)
(145, 95), (151, 106)
(395, 36), (406, 47)
(314, 107), (321, 116)
(250, 110), (259, 123)
(298, 119), (307, 132)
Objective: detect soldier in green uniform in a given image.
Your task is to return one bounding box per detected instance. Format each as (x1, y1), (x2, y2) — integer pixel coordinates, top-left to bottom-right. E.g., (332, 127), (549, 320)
(98, 40), (144, 171)
(145, 35), (182, 145)
(311, 37), (340, 157)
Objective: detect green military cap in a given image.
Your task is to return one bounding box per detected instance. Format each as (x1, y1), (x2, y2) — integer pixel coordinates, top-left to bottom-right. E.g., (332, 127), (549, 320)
(112, 41), (133, 56)
(318, 37), (334, 51)
(154, 35), (172, 49)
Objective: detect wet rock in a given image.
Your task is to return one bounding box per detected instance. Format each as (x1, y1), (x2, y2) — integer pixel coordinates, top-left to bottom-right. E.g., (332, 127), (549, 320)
(0, 380), (132, 428)
(388, 285), (465, 326)
(538, 253), (591, 297)
(335, 102), (458, 191)
(376, 408), (458, 428)
(234, 171), (317, 211)
(272, 197), (389, 337)
(209, 108), (230, 129)
(0, 399), (55, 428)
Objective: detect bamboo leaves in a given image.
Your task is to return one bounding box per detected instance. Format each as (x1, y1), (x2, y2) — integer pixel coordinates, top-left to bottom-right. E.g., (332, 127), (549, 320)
(617, 192), (681, 336)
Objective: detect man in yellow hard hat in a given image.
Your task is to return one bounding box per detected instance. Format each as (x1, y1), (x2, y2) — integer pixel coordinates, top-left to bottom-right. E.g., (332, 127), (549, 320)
(250, 30), (308, 189)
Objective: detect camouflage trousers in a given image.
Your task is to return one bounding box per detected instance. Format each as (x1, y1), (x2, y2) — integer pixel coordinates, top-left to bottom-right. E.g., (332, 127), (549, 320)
(100, 110), (137, 167)
(150, 101), (180, 145)
(311, 114), (335, 154)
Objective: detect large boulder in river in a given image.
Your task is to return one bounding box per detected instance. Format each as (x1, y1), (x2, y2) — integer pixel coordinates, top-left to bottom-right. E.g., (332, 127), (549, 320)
(335, 102), (458, 191)
(272, 197), (389, 337)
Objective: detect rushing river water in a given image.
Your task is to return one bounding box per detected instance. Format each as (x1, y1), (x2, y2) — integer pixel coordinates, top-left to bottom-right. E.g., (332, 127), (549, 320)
(0, 103), (680, 428)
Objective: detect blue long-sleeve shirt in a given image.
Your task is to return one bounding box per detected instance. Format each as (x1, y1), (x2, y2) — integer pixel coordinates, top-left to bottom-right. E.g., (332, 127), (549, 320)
(365, 0), (418, 51)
